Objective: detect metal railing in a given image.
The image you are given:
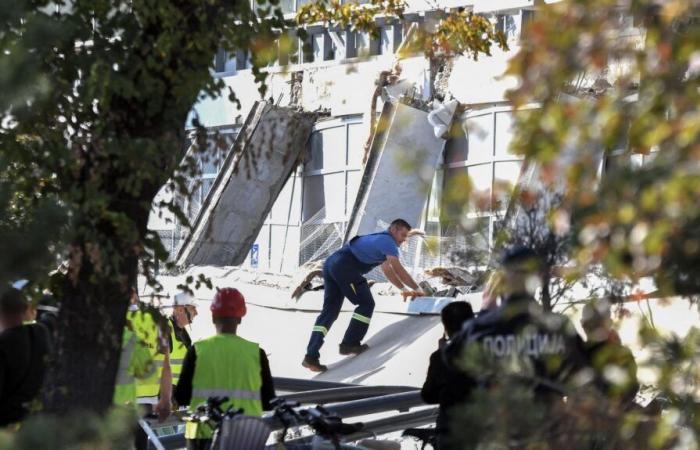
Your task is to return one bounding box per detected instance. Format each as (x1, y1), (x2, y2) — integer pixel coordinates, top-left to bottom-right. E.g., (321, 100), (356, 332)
(283, 385), (417, 404)
(143, 379), (431, 449)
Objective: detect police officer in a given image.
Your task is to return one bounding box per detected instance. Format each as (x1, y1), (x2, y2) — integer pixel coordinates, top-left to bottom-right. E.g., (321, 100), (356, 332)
(175, 287), (275, 450)
(445, 246), (587, 402)
(303, 219), (424, 372)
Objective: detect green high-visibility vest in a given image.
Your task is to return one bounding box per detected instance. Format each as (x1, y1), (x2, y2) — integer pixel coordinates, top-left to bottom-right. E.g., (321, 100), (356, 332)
(130, 310), (162, 399)
(185, 334), (263, 440)
(170, 326), (188, 386)
(113, 327), (155, 406)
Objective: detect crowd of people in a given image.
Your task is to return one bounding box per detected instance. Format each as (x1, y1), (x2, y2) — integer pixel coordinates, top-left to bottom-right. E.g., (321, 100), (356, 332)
(0, 220), (641, 450)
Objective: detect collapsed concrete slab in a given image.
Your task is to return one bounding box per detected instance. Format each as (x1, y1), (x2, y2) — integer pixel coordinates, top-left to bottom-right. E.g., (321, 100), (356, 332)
(176, 101), (318, 267)
(345, 100), (453, 241)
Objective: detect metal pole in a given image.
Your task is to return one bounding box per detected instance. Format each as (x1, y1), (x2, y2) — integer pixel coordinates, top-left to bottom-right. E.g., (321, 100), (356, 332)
(279, 168), (298, 273)
(283, 407), (438, 446)
(325, 391), (423, 418)
(138, 419), (166, 450)
(273, 377), (358, 392)
(283, 385), (418, 404)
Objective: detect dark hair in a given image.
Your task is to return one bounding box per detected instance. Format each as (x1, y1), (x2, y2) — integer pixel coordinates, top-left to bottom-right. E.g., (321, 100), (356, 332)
(390, 218), (412, 230)
(441, 301), (474, 337)
(500, 245), (540, 267)
(213, 316), (241, 328)
(0, 288), (28, 317)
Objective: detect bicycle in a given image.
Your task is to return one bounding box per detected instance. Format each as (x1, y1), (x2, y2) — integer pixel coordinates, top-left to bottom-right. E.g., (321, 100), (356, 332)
(402, 428), (437, 450)
(269, 398), (365, 450)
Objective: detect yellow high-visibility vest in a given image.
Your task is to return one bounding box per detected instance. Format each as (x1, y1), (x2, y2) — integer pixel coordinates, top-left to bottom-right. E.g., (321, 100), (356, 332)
(113, 327), (154, 406)
(169, 325), (188, 386)
(185, 334), (263, 440)
(129, 310), (163, 399)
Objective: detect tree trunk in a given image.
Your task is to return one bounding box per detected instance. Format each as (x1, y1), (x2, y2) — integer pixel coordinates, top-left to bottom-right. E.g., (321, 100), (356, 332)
(42, 260), (135, 414)
(541, 272), (552, 312)
(42, 203), (150, 414)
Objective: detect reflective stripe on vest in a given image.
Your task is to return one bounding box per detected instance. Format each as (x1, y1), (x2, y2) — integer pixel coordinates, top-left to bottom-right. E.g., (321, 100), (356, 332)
(185, 334), (263, 440)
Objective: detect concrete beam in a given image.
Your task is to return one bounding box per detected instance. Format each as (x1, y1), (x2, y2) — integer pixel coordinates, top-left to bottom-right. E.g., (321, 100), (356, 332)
(345, 100), (451, 241)
(176, 101), (317, 267)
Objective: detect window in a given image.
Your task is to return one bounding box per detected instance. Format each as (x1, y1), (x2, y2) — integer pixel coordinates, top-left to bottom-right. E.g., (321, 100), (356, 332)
(440, 107), (523, 253)
(300, 116), (364, 264)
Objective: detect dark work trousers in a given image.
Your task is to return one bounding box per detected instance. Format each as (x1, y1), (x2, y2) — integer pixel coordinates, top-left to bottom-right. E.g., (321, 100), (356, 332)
(186, 439), (212, 450)
(306, 247), (377, 359)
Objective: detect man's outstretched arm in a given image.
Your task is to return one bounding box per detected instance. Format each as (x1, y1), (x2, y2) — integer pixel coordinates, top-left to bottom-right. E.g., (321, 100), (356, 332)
(381, 261), (405, 291)
(386, 255), (421, 291)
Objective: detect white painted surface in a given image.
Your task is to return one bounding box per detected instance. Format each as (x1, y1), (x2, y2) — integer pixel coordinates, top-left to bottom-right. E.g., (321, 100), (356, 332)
(448, 48), (519, 105)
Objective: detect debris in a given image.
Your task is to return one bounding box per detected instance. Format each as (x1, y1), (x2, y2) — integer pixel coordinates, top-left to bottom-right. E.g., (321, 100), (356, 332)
(290, 260), (324, 300)
(424, 266), (475, 287)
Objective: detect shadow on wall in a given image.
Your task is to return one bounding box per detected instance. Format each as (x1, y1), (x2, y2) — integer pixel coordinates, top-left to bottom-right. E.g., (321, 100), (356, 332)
(312, 315), (440, 384)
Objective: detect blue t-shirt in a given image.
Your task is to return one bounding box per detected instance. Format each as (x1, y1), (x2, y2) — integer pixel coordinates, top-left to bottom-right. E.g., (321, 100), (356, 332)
(348, 231), (399, 265)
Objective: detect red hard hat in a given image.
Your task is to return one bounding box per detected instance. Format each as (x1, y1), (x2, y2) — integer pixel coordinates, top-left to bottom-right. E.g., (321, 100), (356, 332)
(211, 288), (246, 319)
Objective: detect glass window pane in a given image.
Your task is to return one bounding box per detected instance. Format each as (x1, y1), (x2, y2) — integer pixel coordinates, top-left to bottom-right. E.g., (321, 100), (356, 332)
(442, 167), (468, 221)
(465, 113), (494, 159)
(307, 125), (347, 172)
(347, 122), (365, 167)
(467, 163), (492, 212)
(444, 120), (468, 164)
(302, 175), (324, 222)
(493, 161), (521, 211)
(346, 170), (362, 216)
(302, 173), (345, 222)
(494, 111), (515, 156)
(323, 172), (345, 221)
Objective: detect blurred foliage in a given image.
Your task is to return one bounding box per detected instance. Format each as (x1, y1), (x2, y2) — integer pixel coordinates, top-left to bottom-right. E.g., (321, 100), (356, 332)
(443, 1), (700, 448)
(0, 408), (134, 450)
(507, 0), (700, 296)
(296, 0), (507, 59)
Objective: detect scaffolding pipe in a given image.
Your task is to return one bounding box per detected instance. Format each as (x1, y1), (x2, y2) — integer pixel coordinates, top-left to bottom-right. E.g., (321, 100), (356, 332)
(283, 407), (439, 446)
(273, 377), (357, 392)
(324, 391), (424, 418)
(154, 392), (429, 448)
(283, 385), (417, 404)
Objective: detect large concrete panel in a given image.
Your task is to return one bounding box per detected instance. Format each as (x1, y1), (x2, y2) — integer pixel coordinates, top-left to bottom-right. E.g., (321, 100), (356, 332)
(345, 101), (449, 240)
(177, 101), (317, 267)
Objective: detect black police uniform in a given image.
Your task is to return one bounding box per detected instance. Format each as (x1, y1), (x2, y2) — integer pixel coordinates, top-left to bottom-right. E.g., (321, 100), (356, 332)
(445, 293), (588, 399)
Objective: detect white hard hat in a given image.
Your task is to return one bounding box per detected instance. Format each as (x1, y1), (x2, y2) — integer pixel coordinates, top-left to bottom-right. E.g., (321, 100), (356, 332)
(174, 291), (196, 307)
(12, 279), (29, 290)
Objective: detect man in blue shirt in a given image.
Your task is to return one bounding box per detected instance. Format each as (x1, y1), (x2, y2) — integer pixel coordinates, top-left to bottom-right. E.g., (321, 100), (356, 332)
(303, 219), (424, 372)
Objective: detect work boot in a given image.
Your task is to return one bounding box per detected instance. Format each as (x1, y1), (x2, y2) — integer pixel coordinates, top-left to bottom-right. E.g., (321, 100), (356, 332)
(339, 343), (370, 356)
(302, 355), (328, 372)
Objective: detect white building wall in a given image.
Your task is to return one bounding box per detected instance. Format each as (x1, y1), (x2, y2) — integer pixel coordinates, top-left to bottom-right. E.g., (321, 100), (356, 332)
(156, 4), (543, 273)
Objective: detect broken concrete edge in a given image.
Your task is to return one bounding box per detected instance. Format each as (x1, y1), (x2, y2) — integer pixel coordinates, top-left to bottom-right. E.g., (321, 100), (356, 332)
(145, 266), (484, 316)
(177, 103), (320, 267)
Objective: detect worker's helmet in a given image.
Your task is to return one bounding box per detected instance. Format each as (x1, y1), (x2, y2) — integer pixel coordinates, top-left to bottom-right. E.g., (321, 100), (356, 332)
(174, 291), (197, 307)
(211, 288), (247, 319)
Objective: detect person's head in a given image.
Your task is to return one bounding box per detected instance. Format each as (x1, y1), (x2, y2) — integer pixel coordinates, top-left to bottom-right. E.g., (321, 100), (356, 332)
(0, 288), (29, 329)
(582, 298), (613, 342)
(388, 219), (412, 245)
(499, 245), (542, 300)
(211, 287), (246, 334)
(172, 291), (198, 328)
(441, 301), (475, 339)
